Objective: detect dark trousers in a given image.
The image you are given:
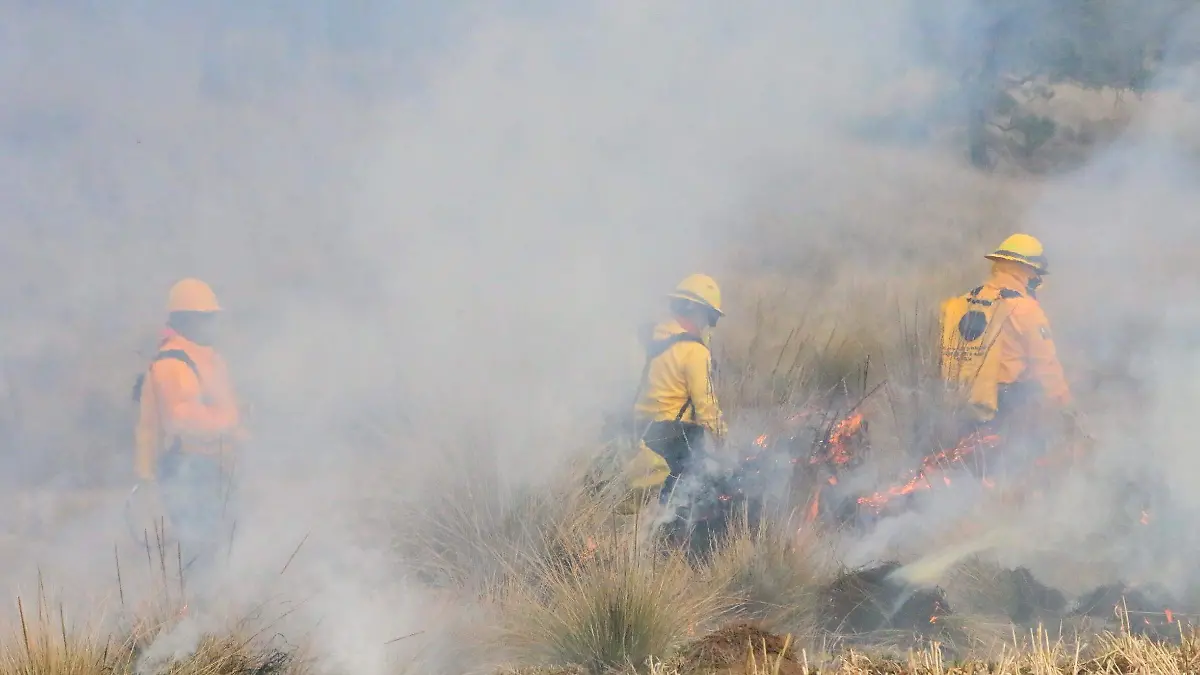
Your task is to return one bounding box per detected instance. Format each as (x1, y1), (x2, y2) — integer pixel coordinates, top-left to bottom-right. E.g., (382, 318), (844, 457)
(962, 383), (1049, 482)
(642, 421), (706, 507)
(158, 451), (234, 580)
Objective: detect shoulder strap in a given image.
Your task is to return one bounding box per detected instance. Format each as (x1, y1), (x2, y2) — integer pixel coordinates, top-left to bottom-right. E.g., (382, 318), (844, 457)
(153, 349), (201, 381)
(629, 332), (708, 422)
(131, 349), (202, 402)
(644, 332), (705, 361)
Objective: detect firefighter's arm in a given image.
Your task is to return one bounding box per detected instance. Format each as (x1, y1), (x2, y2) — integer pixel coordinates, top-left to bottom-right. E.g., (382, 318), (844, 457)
(149, 359), (239, 439)
(682, 344), (727, 440)
(1012, 301), (1072, 407)
(133, 379), (159, 481)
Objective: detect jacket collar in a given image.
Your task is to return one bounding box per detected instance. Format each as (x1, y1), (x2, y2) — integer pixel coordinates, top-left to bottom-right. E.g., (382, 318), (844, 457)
(987, 260), (1037, 295)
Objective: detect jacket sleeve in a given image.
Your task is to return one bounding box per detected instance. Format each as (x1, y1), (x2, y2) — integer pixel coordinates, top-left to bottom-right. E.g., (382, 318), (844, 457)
(1011, 300), (1072, 407)
(134, 375), (159, 480)
(682, 343), (728, 439)
(148, 359), (239, 438)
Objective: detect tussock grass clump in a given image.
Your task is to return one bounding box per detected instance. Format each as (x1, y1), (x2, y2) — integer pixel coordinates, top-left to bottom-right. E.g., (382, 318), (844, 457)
(0, 595), (306, 675)
(0, 598), (134, 675)
(146, 633), (302, 675)
(390, 444), (626, 594)
(497, 533), (734, 675)
(708, 516), (832, 636)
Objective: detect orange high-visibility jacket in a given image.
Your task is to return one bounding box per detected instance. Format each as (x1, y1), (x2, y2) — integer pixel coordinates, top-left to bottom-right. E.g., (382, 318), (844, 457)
(940, 262), (1072, 422)
(134, 330), (241, 480)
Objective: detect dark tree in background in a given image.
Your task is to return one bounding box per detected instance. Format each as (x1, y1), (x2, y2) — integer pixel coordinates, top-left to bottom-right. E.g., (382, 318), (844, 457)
(925, 0), (1199, 168)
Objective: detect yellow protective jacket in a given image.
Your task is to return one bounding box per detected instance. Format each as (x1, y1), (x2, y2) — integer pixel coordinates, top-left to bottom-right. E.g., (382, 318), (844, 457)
(940, 261), (1072, 422)
(632, 318), (727, 439)
(134, 329), (242, 480)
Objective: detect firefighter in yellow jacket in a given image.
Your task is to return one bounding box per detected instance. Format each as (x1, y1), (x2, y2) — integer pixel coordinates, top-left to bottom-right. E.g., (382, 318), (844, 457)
(940, 234), (1073, 449)
(133, 278), (245, 574)
(633, 274), (728, 514)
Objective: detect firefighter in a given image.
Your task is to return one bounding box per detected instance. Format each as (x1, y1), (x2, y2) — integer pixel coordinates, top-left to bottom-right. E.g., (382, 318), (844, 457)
(633, 274), (728, 531)
(939, 234), (1075, 466)
(133, 278), (245, 577)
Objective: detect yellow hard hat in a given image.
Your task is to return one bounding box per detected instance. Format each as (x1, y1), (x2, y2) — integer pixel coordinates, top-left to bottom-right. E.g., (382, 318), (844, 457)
(985, 233), (1049, 274)
(166, 278), (221, 313)
(667, 273), (724, 316)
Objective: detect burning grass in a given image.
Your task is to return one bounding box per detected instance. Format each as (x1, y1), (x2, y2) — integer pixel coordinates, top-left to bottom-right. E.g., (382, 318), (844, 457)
(817, 563), (953, 643)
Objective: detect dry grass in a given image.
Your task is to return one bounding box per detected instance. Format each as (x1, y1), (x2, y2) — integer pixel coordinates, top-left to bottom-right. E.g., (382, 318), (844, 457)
(0, 603), (132, 675)
(645, 625), (1200, 674)
(708, 516), (834, 638)
(496, 532), (733, 674)
(0, 597), (306, 675)
(386, 440), (627, 595)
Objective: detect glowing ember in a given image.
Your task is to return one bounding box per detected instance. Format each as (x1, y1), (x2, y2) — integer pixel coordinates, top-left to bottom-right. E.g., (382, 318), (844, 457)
(857, 431), (1002, 513)
(812, 412), (865, 466)
(754, 434), (768, 447)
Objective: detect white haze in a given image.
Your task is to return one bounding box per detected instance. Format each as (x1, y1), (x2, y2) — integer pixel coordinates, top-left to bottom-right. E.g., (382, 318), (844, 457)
(2, 0), (1200, 671)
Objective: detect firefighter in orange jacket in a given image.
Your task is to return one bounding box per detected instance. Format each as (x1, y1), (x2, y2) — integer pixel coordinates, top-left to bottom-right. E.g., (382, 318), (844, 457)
(940, 234), (1074, 454)
(133, 278), (245, 573)
(633, 274), (728, 519)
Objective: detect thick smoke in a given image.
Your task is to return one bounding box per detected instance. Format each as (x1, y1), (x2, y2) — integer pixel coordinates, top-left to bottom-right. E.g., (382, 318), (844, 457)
(4, 0), (1198, 670)
(874, 6), (1200, 602)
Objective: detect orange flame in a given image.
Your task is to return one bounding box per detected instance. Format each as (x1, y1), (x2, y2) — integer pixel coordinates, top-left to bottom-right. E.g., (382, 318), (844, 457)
(1140, 510), (1151, 526)
(754, 410), (867, 525)
(805, 486), (821, 525)
(819, 412), (865, 466)
(857, 431), (1001, 513)
(1166, 609), (1175, 624)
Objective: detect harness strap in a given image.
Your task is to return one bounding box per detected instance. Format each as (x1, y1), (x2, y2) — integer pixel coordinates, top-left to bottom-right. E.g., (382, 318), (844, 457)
(631, 332), (707, 439)
(956, 286), (1023, 398)
(132, 349), (202, 402)
(134, 348), (206, 461)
